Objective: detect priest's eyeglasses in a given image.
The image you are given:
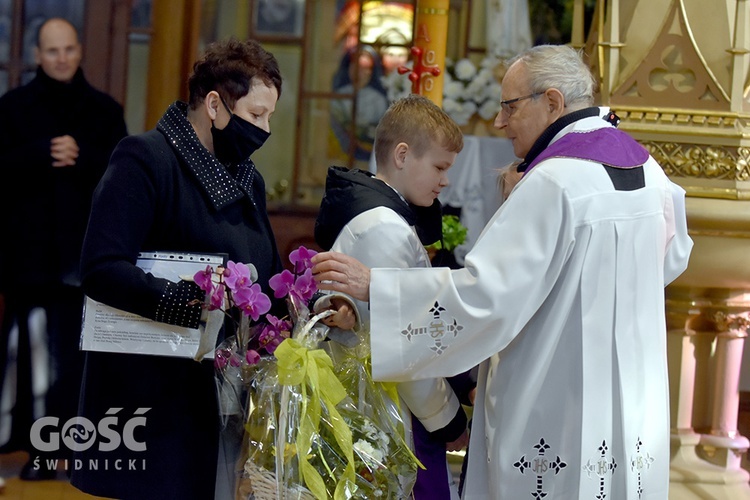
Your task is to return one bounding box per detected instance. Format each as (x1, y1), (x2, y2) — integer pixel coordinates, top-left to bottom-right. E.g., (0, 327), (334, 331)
(499, 92), (543, 116)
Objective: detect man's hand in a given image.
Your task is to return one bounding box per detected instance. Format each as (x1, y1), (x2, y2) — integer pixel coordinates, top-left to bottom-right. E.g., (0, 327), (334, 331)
(311, 251), (371, 302)
(50, 135), (79, 167)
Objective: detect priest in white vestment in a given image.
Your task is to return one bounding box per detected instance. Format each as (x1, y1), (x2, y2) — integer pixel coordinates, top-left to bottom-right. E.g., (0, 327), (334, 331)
(313, 45), (693, 499)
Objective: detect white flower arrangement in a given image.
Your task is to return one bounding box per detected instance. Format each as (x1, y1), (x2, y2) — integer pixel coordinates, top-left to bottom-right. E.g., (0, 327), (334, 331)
(380, 55), (504, 126)
(380, 69), (412, 104)
(443, 56), (504, 125)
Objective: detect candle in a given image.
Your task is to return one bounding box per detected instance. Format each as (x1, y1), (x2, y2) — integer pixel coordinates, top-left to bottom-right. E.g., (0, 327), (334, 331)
(401, 0), (449, 106)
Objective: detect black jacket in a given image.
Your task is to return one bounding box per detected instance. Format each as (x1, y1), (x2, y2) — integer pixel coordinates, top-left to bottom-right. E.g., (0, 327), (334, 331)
(315, 166), (443, 250)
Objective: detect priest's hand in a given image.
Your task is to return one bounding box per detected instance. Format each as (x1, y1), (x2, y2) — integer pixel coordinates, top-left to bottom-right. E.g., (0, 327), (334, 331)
(311, 251), (370, 302)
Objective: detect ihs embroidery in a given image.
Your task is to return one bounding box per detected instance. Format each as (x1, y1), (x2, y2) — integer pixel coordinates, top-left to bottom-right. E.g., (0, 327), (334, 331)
(630, 437), (654, 498)
(400, 301), (463, 354)
(582, 440), (617, 499)
(513, 437), (568, 499)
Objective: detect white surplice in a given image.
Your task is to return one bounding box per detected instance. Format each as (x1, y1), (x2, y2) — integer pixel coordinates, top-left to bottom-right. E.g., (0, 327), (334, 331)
(369, 114), (693, 499)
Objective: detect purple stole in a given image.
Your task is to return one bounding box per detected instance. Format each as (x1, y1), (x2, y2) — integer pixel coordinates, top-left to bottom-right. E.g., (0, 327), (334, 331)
(524, 127), (650, 176)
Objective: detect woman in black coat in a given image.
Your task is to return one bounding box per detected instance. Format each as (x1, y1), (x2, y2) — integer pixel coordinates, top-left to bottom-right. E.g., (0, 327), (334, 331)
(71, 38), (285, 500)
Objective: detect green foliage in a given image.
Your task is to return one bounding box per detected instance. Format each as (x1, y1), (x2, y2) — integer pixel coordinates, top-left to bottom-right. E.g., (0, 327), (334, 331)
(426, 215), (468, 253)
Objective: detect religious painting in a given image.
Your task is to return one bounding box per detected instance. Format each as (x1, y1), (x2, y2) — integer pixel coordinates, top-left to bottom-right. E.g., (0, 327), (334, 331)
(528, 0), (596, 45)
(328, 1), (413, 168)
(254, 0), (305, 37)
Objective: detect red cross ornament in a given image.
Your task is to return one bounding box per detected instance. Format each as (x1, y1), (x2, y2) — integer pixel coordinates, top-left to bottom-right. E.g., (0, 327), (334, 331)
(397, 46), (441, 95)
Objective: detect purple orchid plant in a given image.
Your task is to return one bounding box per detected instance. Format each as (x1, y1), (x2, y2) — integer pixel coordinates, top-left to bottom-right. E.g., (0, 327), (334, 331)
(193, 246), (320, 370)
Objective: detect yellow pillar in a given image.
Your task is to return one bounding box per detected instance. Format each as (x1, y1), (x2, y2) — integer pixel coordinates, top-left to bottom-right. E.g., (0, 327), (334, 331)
(144, 0), (201, 130)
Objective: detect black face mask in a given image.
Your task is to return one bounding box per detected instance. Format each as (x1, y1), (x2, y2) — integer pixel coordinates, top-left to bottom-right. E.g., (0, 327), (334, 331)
(211, 96), (270, 166)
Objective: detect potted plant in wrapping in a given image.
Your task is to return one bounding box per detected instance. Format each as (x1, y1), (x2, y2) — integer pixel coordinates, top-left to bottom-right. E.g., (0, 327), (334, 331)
(193, 246), (420, 499)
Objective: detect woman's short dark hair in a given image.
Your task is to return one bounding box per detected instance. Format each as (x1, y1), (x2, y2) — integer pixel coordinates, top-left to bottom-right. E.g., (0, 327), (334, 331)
(187, 37), (282, 109)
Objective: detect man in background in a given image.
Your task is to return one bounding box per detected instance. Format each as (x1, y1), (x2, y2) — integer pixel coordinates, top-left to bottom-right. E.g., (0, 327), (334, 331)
(0, 17), (127, 480)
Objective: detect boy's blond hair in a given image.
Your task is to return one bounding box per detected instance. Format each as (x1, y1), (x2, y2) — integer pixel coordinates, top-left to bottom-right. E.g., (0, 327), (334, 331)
(373, 94), (463, 169)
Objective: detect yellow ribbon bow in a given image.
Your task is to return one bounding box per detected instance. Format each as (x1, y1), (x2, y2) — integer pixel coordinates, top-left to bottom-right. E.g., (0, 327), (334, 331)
(275, 338), (357, 500)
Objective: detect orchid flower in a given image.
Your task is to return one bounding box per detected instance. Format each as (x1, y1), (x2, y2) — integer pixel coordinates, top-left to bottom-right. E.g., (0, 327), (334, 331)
(214, 347), (232, 370)
(194, 265), (214, 292)
(205, 246), (325, 371)
(258, 327), (283, 354)
(258, 314), (292, 354)
(265, 314), (293, 335)
(193, 265), (226, 311)
(209, 283), (225, 311)
(290, 268), (317, 304)
(224, 261), (254, 293)
(289, 246), (317, 274)
(234, 283), (272, 321)
(245, 349), (261, 365)
(269, 269), (295, 299)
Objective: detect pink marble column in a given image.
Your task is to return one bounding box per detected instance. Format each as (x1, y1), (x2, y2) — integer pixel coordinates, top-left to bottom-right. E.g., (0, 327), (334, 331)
(698, 312), (750, 470)
(668, 294), (750, 498)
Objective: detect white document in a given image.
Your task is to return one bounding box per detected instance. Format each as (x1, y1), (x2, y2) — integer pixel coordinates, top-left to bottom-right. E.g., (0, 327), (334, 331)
(80, 251), (226, 359)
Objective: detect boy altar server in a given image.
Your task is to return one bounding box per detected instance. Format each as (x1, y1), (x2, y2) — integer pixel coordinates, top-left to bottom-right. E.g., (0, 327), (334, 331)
(315, 94), (474, 499)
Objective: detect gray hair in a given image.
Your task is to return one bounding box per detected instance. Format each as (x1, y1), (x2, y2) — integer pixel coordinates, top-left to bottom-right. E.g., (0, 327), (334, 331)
(509, 45), (596, 108)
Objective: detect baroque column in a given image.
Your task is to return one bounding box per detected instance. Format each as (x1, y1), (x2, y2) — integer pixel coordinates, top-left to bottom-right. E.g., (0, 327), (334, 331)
(667, 295), (750, 498)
